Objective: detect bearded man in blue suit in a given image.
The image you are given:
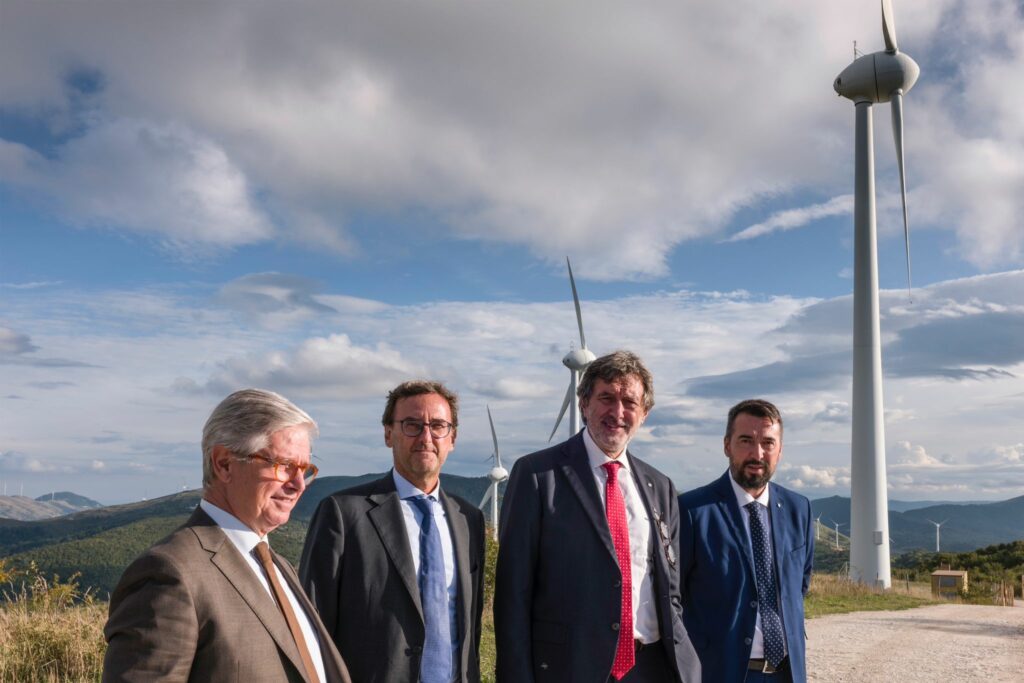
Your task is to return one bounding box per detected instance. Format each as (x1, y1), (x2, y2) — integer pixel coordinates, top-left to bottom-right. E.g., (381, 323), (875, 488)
(678, 399), (813, 683)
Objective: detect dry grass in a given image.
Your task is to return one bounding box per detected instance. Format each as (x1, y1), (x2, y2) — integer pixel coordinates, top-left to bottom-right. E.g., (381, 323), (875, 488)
(0, 565), (106, 683)
(805, 572), (937, 619)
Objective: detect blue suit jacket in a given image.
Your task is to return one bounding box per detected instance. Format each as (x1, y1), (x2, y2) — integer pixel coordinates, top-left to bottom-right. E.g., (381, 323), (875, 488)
(678, 472), (813, 683)
(494, 432), (700, 683)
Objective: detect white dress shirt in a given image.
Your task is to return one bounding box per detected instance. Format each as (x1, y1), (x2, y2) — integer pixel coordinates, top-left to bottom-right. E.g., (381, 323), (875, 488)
(199, 499), (327, 683)
(728, 476), (787, 660)
(582, 428), (660, 643)
(392, 469), (459, 665)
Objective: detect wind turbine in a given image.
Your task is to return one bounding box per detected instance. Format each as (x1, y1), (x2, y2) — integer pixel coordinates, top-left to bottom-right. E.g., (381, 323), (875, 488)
(549, 258), (597, 441)
(828, 519), (847, 551)
(815, 513), (824, 541)
(833, 0), (919, 589)
(926, 519), (948, 553)
(479, 405), (509, 541)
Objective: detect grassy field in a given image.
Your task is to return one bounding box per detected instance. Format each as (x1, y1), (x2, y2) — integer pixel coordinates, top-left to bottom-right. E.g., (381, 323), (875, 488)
(804, 572), (937, 618)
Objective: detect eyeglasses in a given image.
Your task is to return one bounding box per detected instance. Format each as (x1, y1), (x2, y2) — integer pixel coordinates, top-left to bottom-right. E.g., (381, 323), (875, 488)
(394, 418), (455, 439)
(241, 452), (319, 483)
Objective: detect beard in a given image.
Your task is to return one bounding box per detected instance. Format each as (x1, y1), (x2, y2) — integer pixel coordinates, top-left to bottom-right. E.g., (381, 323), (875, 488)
(732, 459), (775, 491)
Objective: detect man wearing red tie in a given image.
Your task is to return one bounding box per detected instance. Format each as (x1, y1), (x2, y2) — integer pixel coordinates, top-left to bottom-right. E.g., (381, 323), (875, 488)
(494, 351), (699, 683)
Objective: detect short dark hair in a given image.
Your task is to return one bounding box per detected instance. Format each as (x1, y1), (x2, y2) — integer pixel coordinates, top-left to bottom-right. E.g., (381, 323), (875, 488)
(381, 380), (459, 428)
(725, 399), (783, 440)
(577, 350), (655, 413)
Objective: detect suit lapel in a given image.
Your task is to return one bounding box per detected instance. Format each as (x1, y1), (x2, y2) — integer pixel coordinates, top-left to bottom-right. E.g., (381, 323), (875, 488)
(190, 509), (310, 682)
(560, 433), (617, 563)
(440, 490), (471, 663)
(768, 483), (789, 567)
(713, 472), (756, 580)
(366, 478), (424, 621)
(275, 552), (352, 683)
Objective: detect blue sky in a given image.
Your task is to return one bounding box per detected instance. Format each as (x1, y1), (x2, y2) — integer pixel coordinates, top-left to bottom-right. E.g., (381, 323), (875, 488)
(2, 0), (1023, 505)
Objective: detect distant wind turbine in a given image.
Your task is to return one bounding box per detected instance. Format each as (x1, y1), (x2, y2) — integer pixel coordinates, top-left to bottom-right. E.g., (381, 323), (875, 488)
(815, 513), (824, 541)
(926, 519), (948, 553)
(549, 258), (596, 441)
(479, 406), (509, 541)
(833, 0), (920, 590)
(828, 519), (847, 551)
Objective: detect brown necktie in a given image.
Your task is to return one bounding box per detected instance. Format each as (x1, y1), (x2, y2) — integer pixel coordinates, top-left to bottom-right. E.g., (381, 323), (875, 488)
(254, 541), (321, 683)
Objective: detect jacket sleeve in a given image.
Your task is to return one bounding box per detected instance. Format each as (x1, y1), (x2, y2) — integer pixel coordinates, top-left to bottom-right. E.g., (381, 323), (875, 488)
(300, 494), (346, 639)
(801, 496), (814, 597)
(102, 551), (197, 682)
(493, 458), (540, 683)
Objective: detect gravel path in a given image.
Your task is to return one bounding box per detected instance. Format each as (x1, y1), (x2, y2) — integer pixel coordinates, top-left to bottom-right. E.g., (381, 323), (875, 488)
(806, 602), (1024, 682)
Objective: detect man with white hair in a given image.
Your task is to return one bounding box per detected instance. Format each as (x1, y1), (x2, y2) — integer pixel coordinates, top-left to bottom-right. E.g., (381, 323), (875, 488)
(103, 388), (351, 683)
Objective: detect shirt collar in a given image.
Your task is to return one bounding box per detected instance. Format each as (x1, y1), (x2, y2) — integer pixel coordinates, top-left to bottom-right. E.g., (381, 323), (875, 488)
(392, 468), (441, 501)
(583, 427), (632, 475)
(200, 498), (266, 554)
(728, 471), (771, 509)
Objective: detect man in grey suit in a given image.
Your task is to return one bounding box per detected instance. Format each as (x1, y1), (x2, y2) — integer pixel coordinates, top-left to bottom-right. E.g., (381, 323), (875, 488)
(301, 380), (485, 683)
(103, 388), (351, 683)
(494, 351), (698, 683)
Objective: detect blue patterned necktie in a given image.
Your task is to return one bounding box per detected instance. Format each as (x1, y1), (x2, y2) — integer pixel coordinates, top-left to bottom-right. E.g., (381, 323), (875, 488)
(410, 495), (453, 683)
(745, 501), (786, 667)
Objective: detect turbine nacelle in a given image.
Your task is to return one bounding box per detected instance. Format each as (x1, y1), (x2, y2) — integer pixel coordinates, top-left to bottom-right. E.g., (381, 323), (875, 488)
(834, 51), (919, 104)
(562, 347), (597, 371)
(489, 466), (509, 483)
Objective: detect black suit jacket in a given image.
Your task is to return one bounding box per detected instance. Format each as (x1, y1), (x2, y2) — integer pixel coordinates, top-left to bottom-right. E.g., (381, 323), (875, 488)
(300, 472), (486, 683)
(494, 432), (699, 683)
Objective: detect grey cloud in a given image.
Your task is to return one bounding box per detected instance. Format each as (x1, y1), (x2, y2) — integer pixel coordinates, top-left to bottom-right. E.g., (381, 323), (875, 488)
(6, 2), (1020, 278)
(683, 352), (849, 400)
(218, 272), (338, 318)
(0, 326), (39, 354)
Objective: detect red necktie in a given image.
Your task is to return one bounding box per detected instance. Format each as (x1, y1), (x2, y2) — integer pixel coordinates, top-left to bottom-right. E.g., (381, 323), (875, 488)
(603, 461), (634, 680)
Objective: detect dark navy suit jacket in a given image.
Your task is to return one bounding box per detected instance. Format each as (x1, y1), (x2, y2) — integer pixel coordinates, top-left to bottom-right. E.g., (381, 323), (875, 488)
(678, 472), (813, 683)
(494, 432), (699, 683)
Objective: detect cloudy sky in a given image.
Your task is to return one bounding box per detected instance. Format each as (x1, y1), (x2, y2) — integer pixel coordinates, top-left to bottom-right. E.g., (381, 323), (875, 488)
(2, 0), (1023, 505)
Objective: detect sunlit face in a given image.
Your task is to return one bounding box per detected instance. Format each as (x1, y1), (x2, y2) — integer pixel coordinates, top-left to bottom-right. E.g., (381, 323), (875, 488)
(216, 425), (312, 536)
(580, 375), (649, 458)
(385, 393), (456, 493)
(725, 413), (783, 496)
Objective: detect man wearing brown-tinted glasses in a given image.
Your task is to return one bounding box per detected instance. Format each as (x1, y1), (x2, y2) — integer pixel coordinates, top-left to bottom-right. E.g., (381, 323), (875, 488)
(301, 380), (485, 683)
(103, 388), (351, 683)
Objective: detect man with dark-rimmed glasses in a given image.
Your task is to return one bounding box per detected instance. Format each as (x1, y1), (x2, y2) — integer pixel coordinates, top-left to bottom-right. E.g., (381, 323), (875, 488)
(104, 388), (351, 683)
(301, 380), (485, 683)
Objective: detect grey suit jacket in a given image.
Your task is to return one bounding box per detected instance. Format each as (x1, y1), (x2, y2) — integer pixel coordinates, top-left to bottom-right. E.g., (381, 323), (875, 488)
(494, 432), (700, 683)
(103, 507), (352, 683)
(300, 472), (486, 683)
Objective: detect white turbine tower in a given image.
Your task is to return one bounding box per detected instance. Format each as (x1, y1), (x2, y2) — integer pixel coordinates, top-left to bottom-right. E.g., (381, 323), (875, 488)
(815, 513), (824, 541)
(479, 405), (509, 542)
(926, 519), (948, 553)
(833, 0), (919, 589)
(828, 519), (847, 551)
(549, 258), (597, 441)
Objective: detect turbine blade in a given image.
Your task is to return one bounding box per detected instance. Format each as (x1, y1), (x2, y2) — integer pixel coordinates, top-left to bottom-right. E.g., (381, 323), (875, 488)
(548, 381), (574, 442)
(890, 90), (912, 300)
(480, 486), (493, 508)
(566, 257), (587, 349)
(487, 405), (501, 466)
(881, 0), (898, 53)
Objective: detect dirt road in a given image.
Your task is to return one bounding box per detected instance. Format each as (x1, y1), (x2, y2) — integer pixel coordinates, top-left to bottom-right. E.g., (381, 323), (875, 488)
(806, 603), (1024, 682)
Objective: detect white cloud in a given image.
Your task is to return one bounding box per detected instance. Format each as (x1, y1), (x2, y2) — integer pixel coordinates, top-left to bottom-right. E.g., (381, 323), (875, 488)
(0, 119), (273, 256)
(728, 195), (852, 242)
(3, 1), (1019, 277)
(782, 464), (851, 491)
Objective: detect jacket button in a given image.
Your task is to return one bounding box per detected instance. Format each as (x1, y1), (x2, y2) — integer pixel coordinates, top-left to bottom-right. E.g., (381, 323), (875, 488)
(750, 600), (758, 609)
(411, 645), (423, 653)
(614, 579), (622, 588)
(744, 637), (752, 645)
(612, 622), (620, 631)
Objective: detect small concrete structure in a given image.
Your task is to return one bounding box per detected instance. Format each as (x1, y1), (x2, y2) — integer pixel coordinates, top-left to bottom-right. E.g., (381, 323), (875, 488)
(931, 569), (968, 600)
